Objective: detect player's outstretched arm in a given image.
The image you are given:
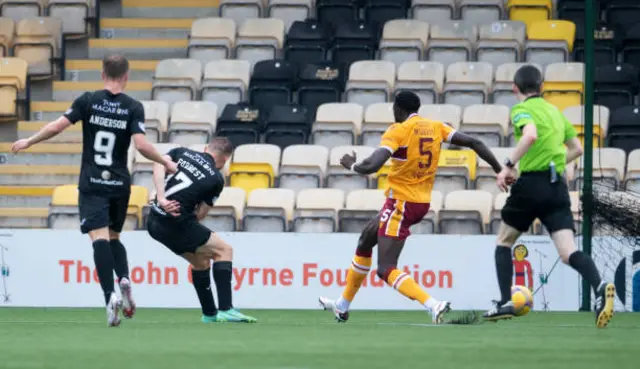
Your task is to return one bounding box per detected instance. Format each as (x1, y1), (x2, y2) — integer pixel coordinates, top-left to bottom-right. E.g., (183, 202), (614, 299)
(11, 116), (72, 153)
(449, 132), (502, 174)
(341, 148), (392, 175)
(132, 134), (177, 174)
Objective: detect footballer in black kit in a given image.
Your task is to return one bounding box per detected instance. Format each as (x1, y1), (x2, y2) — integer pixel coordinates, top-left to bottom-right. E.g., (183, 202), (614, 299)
(147, 146), (225, 254)
(12, 54), (177, 327)
(148, 137), (257, 323)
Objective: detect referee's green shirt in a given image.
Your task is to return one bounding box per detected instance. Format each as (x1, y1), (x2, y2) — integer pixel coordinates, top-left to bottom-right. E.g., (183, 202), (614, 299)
(511, 96), (577, 174)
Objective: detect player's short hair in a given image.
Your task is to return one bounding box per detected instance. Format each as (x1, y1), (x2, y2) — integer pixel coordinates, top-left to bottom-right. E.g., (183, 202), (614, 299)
(208, 137), (233, 156)
(394, 90), (421, 114)
(103, 54), (129, 80)
(514, 65), (543, 95)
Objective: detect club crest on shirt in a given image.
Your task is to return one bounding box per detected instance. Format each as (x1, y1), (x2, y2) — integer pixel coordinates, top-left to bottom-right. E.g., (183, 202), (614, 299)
(138, 121), (146, 133)
(512, 113), (531, 123)
(65, 108), (73, 115)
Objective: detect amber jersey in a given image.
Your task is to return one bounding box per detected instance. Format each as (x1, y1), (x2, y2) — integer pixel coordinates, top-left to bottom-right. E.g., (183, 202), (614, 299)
(379, 114), (456, 203)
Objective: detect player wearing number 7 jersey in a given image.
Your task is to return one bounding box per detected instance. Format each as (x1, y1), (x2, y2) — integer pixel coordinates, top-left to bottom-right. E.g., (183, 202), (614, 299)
(11, 54), (178, 327)
(319, 91), (503, 324)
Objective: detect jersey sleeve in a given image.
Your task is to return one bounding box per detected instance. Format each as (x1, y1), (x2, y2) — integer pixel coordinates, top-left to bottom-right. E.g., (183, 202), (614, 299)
(511, 105), (535, 131)
(63, 92), (90, 124)
(563, 114), (578, 141)
(166, 147), (184, 161)
(204, 176), (225, 206)
(379, 124), (404, 153)
(439, 121), (456, 143)
(129, 103), (146, 135)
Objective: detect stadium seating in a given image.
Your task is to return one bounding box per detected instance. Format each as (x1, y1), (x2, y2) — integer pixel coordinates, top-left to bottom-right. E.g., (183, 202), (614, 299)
(168, 101), (218, 145)
(278, 144), (328, 192)
(312, 102), (363, 148)
(229, 144), (281, 197)
(243, 188), (295, 232)
(0, 0), (632, 235)
(204, 186), (246, 231)
(395, 61), (444, 105)
(293, 188), (344, 233)
(0, 57), (27, 120)
(0, 17), (14, 57)
(543, 62), (584, 112)
(439, 190), (492, 234)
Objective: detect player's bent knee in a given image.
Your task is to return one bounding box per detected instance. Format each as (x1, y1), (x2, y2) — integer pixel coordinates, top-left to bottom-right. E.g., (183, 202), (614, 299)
(376, 264), (396, 281)
(109, 230), (120, 240)
(88, 227), (110, 242)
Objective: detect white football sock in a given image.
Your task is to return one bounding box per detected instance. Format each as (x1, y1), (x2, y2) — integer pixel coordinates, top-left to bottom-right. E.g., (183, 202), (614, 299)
(424, 297), (439, 312)
(336, 296), (350, 312)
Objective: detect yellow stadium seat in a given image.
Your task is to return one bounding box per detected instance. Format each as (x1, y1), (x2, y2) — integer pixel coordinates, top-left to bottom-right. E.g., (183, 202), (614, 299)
(13, 17), (62, 77)
(0, 185), (54, 207)
(528, 20), (576, 52)
(0, 207), (48, 228)
(129, 185), (149, 225)
(229, 163), (275, 198)
(0, 57), (27, 119)
(543, 82), (583, 111)
(434, 150), (477, 195)
(0, 18), (15, 57)
(507, 0), (551, 28)
(572, 124), (602, 148)
(51, 184), (78, 205)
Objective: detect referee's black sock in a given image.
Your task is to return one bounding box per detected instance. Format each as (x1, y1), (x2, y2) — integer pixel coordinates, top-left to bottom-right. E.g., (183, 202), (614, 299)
(213, 261), (233, 311)
(191, 268), (217, 317)
(568, 251), (602, 293)
(110, 239), (129, 281)
(93, 239), (116, 305)
(495, 246), (513, 305)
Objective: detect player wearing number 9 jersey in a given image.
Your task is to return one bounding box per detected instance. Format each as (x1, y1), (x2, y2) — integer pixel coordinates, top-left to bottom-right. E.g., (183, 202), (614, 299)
(11, 54), (177, 327)
(319, 91), (503, 324)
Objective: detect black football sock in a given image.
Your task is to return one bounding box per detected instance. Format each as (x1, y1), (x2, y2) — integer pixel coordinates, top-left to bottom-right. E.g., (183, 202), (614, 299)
(495, 246), (513, 305)
(191, 268), (217, 317)
(93, 239), (116, 305)
(110, 239), (130, 281)
(569, 251), (603, 293)
(213, 261), (233, 311)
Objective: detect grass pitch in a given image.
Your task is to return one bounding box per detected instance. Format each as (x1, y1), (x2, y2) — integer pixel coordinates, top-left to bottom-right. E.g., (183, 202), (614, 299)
(0, 308), (638, 369)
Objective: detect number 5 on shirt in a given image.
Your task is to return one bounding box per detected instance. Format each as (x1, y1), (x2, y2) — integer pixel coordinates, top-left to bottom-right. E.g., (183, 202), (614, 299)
(418, 137), (433, 169)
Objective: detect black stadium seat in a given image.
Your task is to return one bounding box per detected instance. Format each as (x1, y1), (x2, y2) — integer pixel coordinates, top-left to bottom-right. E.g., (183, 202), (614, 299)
(594, 63), (639, 110)
(285, 20), (331, 66)
(606, 0), (640, 31)
(622, 23), (640, 68)
(316, 0), (358, 29)
(364, 0), (408, 30)
(296, 62), (344, 114)
(264, 104), (311, 149)
(330, 20), (377, 68)
(574, 22), (619, 67)
(249, 59), (297, 113)
(607, 106), (640, 153)
(216, 102), (263, 147)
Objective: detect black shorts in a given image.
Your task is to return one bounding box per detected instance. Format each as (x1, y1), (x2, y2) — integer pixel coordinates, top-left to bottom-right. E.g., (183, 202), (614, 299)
(147, 212), (211, 255)
(78, 191), (130, 234)
(501, 171), (575, 234)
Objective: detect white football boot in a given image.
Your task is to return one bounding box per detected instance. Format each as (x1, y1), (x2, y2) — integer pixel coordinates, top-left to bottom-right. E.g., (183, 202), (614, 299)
(431, 301), (452, 324)
(106, 292), (121, 327)
(319, 296), (349, 323)
(119, 278), (136, 319)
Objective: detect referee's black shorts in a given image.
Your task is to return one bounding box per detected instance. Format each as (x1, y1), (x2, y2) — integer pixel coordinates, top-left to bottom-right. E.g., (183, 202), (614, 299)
(147, 212), (212, 255)
(501, 171), (575, 234)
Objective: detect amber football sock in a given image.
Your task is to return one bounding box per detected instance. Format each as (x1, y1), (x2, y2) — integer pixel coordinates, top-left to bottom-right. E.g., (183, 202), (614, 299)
(335, 253), (372, 311)
(385, 268), (432, 305)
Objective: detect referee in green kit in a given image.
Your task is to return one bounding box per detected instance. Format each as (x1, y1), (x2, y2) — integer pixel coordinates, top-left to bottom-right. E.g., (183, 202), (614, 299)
(483, 65), (616, 328)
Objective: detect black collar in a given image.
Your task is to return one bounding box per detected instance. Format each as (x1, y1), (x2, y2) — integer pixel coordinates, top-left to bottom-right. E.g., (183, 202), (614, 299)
(525, 94), (542, 101)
